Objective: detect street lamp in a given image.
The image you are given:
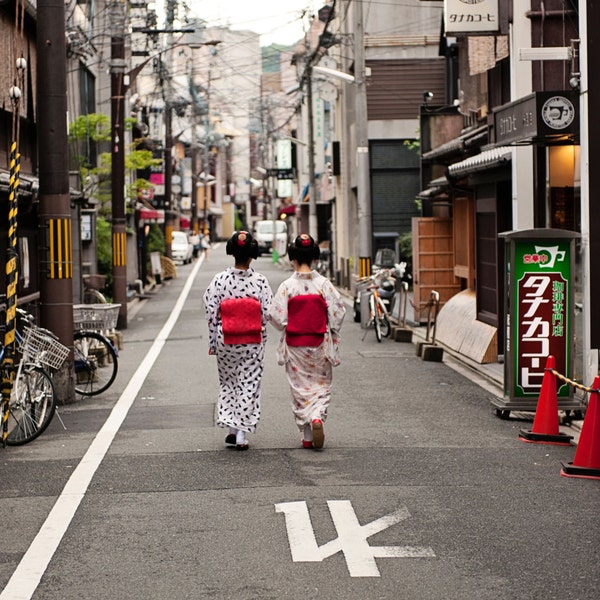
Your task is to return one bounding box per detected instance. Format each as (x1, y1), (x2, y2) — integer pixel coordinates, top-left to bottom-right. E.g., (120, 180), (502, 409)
(312, 65), (355, 83)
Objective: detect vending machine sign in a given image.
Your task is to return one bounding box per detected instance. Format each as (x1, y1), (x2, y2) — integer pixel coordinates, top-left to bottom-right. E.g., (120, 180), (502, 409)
(512, 241), (571, 397)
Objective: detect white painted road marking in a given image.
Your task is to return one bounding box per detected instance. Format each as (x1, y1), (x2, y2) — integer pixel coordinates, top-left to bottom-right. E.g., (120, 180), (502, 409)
(275, 500), (435, 577)
(0, 257), (204, 600)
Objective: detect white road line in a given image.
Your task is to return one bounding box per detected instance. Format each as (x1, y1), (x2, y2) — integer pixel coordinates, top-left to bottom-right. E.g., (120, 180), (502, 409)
(0, 256), (204, 600)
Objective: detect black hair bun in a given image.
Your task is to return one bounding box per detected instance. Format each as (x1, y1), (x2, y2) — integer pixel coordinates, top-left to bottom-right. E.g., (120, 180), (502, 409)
(226, 231), (259, 259)
(288, 233), (320, 261)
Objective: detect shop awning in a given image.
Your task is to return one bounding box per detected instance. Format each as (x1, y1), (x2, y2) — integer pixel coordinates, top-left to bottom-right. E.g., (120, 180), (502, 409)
(447, 147), (512, 178)
(278, 204), (297, 216)
(138, 208), (165, 224)
(422, 125), (489, 161)
(417, 176), (449, 199)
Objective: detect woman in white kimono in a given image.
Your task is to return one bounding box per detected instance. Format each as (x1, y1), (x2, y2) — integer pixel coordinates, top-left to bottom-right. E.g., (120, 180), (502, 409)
(204, 231), (273, 450)
(270, 234), (346, 449)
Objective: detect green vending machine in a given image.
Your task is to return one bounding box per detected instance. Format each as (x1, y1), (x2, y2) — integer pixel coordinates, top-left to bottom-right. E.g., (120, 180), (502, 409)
(493, 229), (584, 418)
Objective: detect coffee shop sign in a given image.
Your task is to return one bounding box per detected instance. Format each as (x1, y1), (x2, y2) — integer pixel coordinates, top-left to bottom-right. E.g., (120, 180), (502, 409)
(494, 92), (579, 146)
(445, 0), (499, 34)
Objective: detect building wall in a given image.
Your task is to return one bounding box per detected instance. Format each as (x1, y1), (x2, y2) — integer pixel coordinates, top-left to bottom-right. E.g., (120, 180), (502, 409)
(329, 0), (449, 277)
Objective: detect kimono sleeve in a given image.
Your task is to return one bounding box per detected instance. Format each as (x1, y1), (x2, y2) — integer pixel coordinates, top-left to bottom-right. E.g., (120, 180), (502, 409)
(203, 274), (222, 353)
(323, 280), (346, 333)
(269, 281), (290, 331)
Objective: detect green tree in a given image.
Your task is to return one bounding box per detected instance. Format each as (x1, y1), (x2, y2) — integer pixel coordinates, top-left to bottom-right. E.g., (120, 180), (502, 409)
(69, 114), (161, 218)
(96, 216), (113, 292)
(69, 113), (162, 283)
(147, 224), (166, 255)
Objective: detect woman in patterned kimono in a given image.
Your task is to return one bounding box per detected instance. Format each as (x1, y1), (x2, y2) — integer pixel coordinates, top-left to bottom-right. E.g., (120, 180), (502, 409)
(204, 231), (273, 450)
(269, 234), (346, 449)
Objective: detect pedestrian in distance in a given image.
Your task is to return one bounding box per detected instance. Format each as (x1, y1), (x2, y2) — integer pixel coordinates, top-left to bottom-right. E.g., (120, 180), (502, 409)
(201, 230), (212, 260)
(204, 231), (273, 450)
(269, 234), (346, 449)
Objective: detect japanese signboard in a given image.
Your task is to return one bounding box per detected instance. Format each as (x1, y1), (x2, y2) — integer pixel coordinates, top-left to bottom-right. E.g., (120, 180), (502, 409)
(276, 139), (293, 198)
(444, 0), (499, 35)
(499, 229), (580, 411)
(493, 91), (579, 146)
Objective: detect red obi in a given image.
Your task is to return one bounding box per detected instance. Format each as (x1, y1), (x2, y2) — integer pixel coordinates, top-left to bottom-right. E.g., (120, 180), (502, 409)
(220, 297), (262, 345)
(286, 294), (328, 347)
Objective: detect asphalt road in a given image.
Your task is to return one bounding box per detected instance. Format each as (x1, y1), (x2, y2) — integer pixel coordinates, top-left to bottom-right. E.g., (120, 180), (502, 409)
(1, 246), (598, 600)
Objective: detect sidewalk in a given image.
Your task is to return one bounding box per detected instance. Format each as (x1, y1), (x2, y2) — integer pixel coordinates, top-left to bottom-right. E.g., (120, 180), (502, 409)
(337, 286), (586, 441)
(406, 317), (586, 436)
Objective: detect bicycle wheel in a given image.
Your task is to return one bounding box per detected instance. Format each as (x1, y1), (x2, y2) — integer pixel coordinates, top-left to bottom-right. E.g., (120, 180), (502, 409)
(74, 331), (118, 396)
(374, 312), (383, 342)
(376, 297), (391, 338)
(380, 315), (391, 338)
(6, 365), (56, 445)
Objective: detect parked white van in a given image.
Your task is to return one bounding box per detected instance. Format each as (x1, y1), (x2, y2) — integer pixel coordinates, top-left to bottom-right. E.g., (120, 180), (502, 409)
(253, 220), (288, 256)
(171, 231), (194, 264)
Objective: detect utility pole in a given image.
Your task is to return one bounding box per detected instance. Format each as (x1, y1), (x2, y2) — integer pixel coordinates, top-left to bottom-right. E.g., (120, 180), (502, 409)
(164, 101), (174, 258)
(37, 0), (75, 402)
(581, 3), (599, 382)
(187, 41), (221, 237)
(190, 55), (200, 236)
(191, 131), (200, 235)
(163, 0), (178, 256)
(306, 64), (318, 240)
(202, 59), (213, 237)
(354, 0), (372, 277)
(110, 0), (128, 329)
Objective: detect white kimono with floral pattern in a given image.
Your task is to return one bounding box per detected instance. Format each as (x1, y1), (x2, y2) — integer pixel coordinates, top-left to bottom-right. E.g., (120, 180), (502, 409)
(269, 271), (346, 430)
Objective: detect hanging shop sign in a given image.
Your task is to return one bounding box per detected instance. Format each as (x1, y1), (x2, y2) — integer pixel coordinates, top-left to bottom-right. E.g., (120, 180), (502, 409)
(493, 229), (583, 414)
(493, 91), (579, 146)
(138, 208), (165, 225)
(444, 0), (499, 35)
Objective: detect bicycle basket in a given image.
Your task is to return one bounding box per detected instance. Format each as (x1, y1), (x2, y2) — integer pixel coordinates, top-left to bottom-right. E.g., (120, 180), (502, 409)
(19, 326), (70, 370)
(73, 304), (121, 331)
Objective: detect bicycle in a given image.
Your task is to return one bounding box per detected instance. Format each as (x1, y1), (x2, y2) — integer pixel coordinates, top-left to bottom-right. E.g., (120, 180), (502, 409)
(1, 303), (69, 445)
(315, 247), (331, 278)
(82, 274), (108, 304)
(356, 270), (392, 343)
(73, 304), (120, 396)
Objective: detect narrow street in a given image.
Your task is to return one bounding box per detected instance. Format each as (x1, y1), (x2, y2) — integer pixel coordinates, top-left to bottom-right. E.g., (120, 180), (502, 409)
(1, 246), (598, 600)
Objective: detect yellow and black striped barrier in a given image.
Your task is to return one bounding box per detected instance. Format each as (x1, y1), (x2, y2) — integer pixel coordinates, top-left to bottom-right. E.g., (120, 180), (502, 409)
(47, 218), (73, 279)
(2, 143), (20, 445)
(358, 256), (371, 279)
(113, 231), (126, 267)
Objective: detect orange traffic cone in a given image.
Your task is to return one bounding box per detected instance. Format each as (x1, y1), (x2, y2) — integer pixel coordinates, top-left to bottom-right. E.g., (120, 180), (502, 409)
(518, 355), (573, 446)
(561, 376), (600, 480)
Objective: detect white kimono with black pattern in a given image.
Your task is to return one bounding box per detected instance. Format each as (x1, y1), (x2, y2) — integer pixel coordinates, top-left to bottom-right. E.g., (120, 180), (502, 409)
(204, 267), (273, 433)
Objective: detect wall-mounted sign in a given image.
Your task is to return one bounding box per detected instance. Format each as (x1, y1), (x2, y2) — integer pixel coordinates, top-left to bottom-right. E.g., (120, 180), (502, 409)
(81, 213), (93, 242)
(493, 91), (579, 146)
(444, 0), (499, 35)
